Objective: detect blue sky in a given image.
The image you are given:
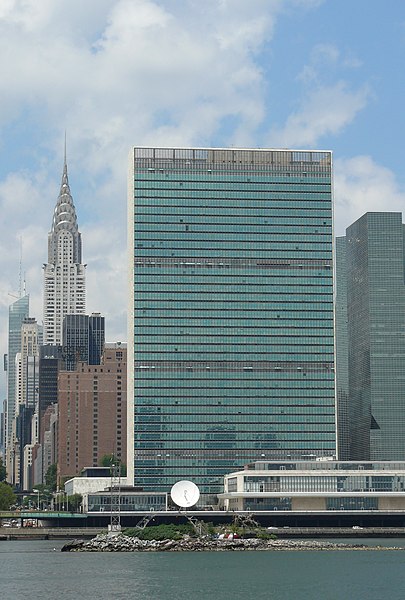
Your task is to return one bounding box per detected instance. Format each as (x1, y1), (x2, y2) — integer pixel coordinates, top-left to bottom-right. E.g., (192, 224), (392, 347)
(1, 0), (405, 397)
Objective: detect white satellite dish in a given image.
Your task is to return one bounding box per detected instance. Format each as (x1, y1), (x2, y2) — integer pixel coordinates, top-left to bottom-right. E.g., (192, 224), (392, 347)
(170, 480), (200, 508)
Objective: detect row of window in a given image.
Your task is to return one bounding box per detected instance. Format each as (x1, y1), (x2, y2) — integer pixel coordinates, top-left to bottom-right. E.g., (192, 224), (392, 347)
(135, 250), (332, 260)
(133, 370), (334, 379)
(135, 215), (332, 225)
(135, 182), (331, 193)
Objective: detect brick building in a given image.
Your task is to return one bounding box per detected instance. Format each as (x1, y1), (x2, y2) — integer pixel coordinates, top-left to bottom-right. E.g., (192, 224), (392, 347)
(58, 343), (126, 482)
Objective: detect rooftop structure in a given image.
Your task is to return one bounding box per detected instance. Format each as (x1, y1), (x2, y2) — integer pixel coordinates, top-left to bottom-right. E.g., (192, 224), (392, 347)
(43, 151), (86, 345)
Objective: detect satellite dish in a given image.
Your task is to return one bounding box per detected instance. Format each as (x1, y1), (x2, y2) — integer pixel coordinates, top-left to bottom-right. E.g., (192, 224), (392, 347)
(170, 480), (200, 508)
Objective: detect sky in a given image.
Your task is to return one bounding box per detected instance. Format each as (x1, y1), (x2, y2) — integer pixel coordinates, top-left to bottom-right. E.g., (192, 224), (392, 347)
(1, 0), (405, 399)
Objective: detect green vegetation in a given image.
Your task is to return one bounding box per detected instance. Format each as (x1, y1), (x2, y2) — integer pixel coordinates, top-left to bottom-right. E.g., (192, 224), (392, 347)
(0, 482), (16, 510)
(45, 464), (57, 492)
(31, 483), (53, 508)
(0, 457), (6, 483)
(67, 493), (83, 511)
(124, 523), (195, 540)
(100, 454), (127, 477)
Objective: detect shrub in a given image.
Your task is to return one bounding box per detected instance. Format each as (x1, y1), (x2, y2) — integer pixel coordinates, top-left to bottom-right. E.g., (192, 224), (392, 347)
(124, 523), (194, 540)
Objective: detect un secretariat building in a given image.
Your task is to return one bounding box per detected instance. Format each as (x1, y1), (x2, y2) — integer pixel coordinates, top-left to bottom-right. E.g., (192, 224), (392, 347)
(128, 147), (335, 497)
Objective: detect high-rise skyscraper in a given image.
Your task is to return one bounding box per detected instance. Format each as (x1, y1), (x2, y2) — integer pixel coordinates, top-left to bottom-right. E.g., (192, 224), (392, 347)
(43, 153), (86, 345)
(5, 294), (29, 450)
(335, 236), (350, 460)
(336, 212), (405, 460)
(128, 147), (335, 496)
(62, 313), (105, 370)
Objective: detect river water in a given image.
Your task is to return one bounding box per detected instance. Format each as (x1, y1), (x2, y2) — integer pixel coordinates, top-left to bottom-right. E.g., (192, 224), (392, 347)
(1, 538), (405, 600)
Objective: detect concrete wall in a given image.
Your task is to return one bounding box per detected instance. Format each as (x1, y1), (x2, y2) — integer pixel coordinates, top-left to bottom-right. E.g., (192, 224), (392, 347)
(378, 497), (405, 510)
(291, 496), (326, 511)
(65, 477), (111, 496)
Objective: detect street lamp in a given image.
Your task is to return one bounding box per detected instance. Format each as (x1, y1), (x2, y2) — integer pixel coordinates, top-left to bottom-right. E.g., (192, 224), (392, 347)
(57, 489), (69, 512)
(32, 489), (40, 510)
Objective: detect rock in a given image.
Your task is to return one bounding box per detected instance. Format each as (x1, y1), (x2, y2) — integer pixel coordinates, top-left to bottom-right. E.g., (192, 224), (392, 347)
(60, 533), (404, 553)
(61, 539), (84, 552)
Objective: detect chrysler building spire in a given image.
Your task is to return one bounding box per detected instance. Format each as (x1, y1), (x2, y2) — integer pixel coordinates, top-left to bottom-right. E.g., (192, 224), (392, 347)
(43, 148), (86, 345)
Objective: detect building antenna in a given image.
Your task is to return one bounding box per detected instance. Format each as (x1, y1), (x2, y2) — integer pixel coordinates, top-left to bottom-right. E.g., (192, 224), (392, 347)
(64, 130), (67, 167)
(18, 236), (23, 298)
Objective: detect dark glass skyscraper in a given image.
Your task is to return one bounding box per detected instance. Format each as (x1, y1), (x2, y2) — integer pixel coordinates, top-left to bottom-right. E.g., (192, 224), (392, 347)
(62, 313), (105, 370)
(128, 147), (335, 495)
(338, 212), (405, 460)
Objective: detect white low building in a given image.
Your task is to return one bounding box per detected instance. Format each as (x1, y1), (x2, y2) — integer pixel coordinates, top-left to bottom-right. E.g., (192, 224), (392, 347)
(219, 460), (405, 512)
(64, 468), (167, 513)
(65, 476), (112, 497)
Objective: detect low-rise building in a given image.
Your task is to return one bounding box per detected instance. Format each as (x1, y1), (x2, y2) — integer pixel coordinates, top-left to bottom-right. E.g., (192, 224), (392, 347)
(65, 468), (167, 513)
(219, 460), (405, 512)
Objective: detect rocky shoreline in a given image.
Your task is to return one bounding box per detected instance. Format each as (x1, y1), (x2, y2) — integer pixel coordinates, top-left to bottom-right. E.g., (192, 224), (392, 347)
(61, 533), (404, 552)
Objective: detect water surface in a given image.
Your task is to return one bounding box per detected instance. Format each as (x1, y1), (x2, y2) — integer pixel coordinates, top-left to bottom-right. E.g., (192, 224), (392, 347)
(1, 539), (405, 600)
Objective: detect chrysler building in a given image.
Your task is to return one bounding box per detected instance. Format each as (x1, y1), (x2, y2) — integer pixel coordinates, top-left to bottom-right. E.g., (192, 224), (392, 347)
(43, 152), (86, 344)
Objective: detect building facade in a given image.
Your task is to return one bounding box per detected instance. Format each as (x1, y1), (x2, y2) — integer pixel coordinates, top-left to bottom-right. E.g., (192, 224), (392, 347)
(337, 212), (405, 460)
(62, 313), (105, 370)
(5, 294), (29, 450)
(58, 343), (127, 482)
(38, 345), (63, 422)
(43, 155), (86, 345)
(220, 460), (405, 512)
(128, 147), (335, 496)
(10, 318), (42, 488)
(335, 237), (350, 460)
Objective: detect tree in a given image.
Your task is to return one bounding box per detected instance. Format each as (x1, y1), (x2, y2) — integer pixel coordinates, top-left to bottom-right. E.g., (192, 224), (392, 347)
(100, 454), (115, 467)
(0, 482), (16, 510)
(100, 454), (127, 477)
(0, 457), (6, 482)
(33, 483), (52, 508)
(67, 493), (83, 512)
(45, 463), (57, 491)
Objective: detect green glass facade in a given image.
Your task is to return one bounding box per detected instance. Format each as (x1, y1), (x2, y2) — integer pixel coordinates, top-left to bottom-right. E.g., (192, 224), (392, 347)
(344, 212), (405, 460)
(129, 147), (335, 495)
(335, 237), (350, 459)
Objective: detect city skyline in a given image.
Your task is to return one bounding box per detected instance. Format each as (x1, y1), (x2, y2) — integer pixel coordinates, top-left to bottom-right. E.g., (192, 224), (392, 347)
(1, 1), (405, 403)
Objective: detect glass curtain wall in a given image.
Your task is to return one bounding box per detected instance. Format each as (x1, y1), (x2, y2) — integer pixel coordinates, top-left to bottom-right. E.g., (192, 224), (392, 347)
(130, 147), (335, 494)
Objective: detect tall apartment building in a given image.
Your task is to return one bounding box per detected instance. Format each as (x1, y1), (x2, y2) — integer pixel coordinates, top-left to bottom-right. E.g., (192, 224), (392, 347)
(336, 212), (405, 460)
(43, 154), (86, 344)
(128, 147), (335, 496)
(13, 318), (42, 488)
(58, 343), (127, 481)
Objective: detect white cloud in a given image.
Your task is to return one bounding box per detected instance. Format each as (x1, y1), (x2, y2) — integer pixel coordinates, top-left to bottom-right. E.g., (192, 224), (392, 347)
(0, 0), (380, 406)
(268, 80), (369, 148)
(268, 37), (369, 148)
(0, 0), (289, 371)
(334, 156), (405, 236)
